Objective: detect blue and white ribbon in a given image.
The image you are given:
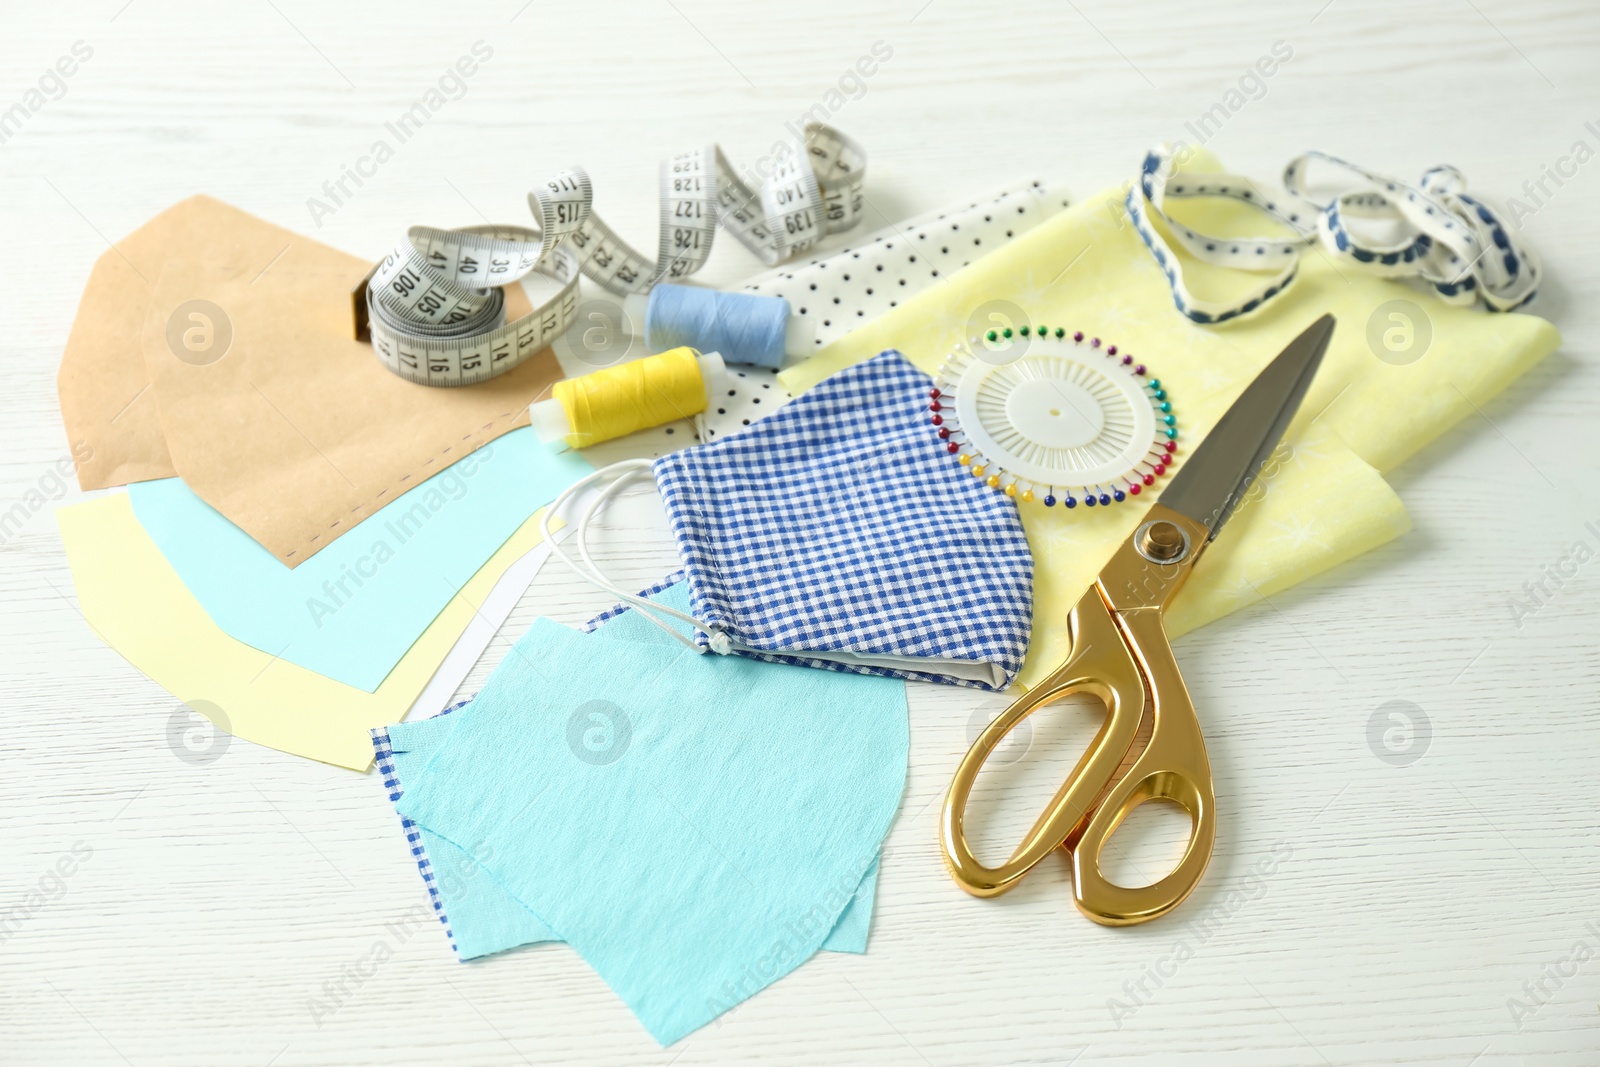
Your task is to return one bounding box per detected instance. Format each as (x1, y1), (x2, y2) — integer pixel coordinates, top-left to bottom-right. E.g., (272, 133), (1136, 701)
(1126, 145), (1540, 325)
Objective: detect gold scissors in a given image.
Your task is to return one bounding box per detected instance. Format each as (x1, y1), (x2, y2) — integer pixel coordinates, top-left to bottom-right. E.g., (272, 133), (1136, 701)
(940, 314), (1336, 926)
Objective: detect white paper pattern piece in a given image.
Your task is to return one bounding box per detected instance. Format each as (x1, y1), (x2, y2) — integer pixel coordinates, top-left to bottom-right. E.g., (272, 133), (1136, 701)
(402, 542), (554, 722)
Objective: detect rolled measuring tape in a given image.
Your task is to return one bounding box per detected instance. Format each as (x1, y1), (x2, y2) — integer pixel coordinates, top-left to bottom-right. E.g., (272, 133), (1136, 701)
(365, 219), (583, 387)
(528, 346), (727, 450)
(361, 123), (865, 387)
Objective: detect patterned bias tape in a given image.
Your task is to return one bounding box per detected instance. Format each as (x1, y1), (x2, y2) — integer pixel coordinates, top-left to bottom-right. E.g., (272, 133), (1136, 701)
(1126, 144), (1540, 325)
(365, 122), (867, 387)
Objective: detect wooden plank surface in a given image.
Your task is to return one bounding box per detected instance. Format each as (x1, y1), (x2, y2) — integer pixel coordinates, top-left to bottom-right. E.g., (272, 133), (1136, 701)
(2, 1), (1598, 1062)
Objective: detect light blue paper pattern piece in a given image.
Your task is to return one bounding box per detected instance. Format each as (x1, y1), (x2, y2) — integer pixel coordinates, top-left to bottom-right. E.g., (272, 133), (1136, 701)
(396, 609), (908, 1045)
(127, 428), (591, 692)
(383, 581), (881, 961)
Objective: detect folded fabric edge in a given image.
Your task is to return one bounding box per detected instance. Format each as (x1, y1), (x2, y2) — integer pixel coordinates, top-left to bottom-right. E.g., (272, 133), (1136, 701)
(1166, 436), (1412, 640)
(1337, 316), (1563, 475)
(370, 702), (473, 958)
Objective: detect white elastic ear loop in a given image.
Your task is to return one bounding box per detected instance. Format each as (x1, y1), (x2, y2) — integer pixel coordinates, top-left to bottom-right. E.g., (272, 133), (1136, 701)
(541, 459), (731, 654)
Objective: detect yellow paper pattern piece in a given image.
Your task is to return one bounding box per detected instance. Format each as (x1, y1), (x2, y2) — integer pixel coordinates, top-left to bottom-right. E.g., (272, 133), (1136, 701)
(778, 159), (1557, 689)
(59, 494), (549, 770)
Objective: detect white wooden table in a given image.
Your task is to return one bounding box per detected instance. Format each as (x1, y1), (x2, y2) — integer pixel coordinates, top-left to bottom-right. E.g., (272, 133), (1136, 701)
(4, 1), (1599, 1063)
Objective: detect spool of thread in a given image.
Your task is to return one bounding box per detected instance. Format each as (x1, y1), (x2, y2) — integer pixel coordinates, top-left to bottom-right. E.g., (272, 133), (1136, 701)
(528, 346), (727, 450)
(623, 284), (815, 370)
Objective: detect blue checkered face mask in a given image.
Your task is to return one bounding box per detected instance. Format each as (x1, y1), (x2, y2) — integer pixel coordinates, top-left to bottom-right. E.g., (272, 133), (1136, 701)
(544, 350), (1034, 689)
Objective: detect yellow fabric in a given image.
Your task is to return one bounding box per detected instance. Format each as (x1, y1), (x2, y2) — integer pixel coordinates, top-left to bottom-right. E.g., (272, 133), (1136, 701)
(780, 157), (1559, 689)
(58, 494), (551, 770)
(554, 345), (705, 448)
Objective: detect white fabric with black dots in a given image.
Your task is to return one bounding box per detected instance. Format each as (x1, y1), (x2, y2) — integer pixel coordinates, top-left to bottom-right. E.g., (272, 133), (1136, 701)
(707, 178), (1072, 442)
(745, 178), (1072, 346)
(556, 177), (1072, 465)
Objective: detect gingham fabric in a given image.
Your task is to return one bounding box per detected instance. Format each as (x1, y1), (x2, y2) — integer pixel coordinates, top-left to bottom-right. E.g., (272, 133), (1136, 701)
(651, 349), (1033, 690)
(370, 698), (474, 957)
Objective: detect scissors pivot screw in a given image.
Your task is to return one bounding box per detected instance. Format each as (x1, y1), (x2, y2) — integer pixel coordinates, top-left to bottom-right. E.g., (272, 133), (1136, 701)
(940, 315), (1337, 925)
(1136, 520), (1189, 564)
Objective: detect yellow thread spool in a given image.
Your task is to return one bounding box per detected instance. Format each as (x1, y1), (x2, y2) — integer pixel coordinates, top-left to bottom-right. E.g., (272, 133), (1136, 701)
(529, 347), (724, 449)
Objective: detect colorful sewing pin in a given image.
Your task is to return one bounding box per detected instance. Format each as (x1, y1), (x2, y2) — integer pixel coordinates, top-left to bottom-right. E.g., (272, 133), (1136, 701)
(931, 323), (1176, 508)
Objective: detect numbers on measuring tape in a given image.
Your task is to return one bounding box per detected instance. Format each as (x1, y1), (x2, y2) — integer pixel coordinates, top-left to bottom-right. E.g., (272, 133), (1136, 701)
(363, 123), (866, 386)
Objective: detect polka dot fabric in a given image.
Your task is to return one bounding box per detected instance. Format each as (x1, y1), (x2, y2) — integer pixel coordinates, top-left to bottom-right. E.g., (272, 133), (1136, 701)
(701, 179), (1071, 442)
(557, 177), (1072, 465)
(745, 178), (1073, 351)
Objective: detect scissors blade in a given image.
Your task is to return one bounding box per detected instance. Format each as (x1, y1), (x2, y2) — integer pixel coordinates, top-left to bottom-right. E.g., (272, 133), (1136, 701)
(1157, 313), (1335, 541)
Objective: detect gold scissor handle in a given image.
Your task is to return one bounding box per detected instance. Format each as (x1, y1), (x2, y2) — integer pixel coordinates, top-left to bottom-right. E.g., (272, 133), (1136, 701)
(940, 504), (1217, 925)
(1068, 607), (1215, 926)
(940, 584), (1145, 897)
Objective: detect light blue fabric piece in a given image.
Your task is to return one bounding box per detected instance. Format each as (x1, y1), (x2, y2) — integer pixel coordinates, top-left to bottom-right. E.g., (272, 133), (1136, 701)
(824, 858), (877, 952)
(395, 606), (908, 1045)
(583, 584), (885, 951)
(384, 711), (559, 957)
(127, 429), (591, 692)
(383, 581), (883, 961)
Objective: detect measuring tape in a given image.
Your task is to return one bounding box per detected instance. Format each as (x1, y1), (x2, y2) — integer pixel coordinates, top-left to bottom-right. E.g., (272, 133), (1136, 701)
(363, 123), (867, 387)
(1127, 144), (1540, 325)
(366, 219), (584, 387)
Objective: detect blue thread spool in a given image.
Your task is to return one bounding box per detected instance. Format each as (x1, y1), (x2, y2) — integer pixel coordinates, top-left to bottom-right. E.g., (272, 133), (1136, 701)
(624, 284), (815, 369)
